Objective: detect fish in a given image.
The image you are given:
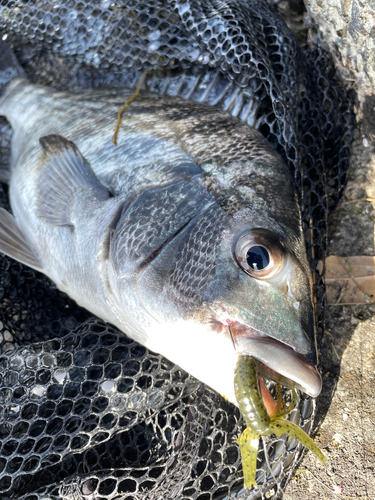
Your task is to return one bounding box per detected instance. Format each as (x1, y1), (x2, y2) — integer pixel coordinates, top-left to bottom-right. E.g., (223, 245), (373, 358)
(0, 41), (322, 445)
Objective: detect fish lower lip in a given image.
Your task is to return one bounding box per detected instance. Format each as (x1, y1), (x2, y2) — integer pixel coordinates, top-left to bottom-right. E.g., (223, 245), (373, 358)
(229, 324), (322, 397)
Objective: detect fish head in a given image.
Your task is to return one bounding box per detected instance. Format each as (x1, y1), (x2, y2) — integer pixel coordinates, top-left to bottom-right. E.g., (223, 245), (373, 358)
(129, 191), (321, 404)
(208, 222), (320, 398)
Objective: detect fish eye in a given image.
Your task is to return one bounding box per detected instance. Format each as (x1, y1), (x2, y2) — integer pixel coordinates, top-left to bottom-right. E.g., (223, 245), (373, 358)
(234, 230), (285, 279)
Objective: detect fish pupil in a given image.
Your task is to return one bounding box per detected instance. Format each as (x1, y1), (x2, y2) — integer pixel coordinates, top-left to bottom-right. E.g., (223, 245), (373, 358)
(246, 246), (270, 271)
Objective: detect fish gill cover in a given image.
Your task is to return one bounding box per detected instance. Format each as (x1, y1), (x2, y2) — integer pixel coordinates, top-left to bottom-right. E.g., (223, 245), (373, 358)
(0, 1), (353, 499)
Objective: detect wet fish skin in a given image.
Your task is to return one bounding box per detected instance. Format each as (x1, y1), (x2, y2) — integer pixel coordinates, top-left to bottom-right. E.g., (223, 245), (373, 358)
(0, 53), (320, 403)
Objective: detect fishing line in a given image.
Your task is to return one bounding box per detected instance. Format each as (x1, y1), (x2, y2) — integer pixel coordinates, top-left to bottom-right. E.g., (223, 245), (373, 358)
(262, 434), (289, 497)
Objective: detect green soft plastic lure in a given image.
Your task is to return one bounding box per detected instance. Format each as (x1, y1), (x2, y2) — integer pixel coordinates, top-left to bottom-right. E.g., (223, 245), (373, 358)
(234, 355), (326, 489)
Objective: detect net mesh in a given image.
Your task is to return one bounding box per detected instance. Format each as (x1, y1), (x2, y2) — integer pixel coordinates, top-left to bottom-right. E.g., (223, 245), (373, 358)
(0, 1), (354, 499)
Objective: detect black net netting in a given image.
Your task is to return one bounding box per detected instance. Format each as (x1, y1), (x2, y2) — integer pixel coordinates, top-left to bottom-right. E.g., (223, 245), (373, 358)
(0, 1), (354, 499)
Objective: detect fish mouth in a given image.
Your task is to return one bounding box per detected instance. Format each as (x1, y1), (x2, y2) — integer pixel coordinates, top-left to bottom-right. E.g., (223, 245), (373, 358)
(228, 322), (322, 398)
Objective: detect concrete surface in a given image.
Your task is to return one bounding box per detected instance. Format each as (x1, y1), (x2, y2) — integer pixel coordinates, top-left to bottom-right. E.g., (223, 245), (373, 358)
(283, 99), (375, 499)
(304, 0), (375, 103)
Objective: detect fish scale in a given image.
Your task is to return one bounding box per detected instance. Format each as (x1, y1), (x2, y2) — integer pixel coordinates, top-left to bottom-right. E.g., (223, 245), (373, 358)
(164, 205), (228, 310)
(110, 177), (210, 268)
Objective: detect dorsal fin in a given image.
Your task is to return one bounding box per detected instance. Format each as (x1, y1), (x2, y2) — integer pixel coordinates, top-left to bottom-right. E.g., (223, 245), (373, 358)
(37, 135), (110, 226)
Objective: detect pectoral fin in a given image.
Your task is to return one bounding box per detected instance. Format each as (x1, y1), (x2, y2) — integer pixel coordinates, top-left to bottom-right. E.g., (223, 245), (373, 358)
(37, 135), (110, 226)
(0, 208), (43, 272)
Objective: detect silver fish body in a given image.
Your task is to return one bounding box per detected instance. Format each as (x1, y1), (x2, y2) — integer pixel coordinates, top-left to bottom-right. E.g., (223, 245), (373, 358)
(0, 68), (321, 403)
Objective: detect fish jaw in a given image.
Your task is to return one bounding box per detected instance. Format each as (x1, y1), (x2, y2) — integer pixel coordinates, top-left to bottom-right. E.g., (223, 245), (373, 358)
(142, 317), (240, 404)
(229, 323), (322, 397)
(140, 314), (321, 408)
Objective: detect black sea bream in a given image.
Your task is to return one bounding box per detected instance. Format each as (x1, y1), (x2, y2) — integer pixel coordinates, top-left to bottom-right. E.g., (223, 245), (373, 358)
(0, 42), (321, 407)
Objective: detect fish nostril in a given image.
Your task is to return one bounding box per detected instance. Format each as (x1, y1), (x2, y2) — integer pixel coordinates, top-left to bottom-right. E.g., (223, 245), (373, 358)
(286, 285), (289, 293)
